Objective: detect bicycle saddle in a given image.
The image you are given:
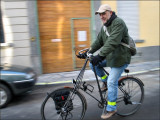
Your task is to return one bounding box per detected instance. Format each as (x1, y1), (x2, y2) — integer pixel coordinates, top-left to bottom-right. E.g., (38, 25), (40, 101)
(124, 69), (129, 73)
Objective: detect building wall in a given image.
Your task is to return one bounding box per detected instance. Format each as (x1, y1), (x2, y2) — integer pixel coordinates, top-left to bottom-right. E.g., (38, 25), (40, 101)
(102, 1), (117, 13)
(1, 1), (32, 67)
(139, 1), (159, 47)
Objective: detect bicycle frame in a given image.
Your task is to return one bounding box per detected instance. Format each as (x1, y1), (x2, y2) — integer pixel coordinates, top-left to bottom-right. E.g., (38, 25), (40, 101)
(72, 57), (131, 106)
(72, 58), (109, 106)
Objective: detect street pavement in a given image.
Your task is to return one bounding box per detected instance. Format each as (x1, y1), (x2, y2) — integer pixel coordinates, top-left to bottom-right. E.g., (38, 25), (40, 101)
(1, 70), (159, 120)
(37, 60), (159, 85)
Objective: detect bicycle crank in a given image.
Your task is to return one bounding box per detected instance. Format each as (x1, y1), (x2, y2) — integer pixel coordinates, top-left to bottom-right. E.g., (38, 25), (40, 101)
(98, 102), (104, 109)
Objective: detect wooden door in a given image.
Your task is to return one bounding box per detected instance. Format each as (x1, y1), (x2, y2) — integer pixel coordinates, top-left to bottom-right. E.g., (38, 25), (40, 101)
(37, 1), (91, 73)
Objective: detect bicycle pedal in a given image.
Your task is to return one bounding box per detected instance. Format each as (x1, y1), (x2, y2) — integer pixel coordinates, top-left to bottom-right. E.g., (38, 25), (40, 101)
(86, 84), (94, 93)
(82, 82), (94, 93)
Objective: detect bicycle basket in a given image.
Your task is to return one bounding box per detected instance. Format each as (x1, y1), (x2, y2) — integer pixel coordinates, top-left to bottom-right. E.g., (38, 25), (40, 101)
(51, 89), (73, 111)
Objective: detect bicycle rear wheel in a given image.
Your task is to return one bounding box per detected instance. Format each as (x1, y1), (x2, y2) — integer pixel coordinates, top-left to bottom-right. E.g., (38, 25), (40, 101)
(41, 87), (86, 120)
(117, 77), (144, 116)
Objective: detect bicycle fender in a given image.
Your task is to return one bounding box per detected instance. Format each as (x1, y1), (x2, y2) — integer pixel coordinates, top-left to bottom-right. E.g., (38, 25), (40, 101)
(118, 76), (144, 86)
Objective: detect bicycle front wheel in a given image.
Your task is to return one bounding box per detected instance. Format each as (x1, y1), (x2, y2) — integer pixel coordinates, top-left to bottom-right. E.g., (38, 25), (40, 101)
(117, 77), (144, 116)
(41, 87), (87, 120)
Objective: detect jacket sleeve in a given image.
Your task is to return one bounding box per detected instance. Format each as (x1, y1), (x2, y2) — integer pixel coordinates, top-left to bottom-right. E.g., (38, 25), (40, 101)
(99, 20), (125, 57)
(90, 28), (103, 53)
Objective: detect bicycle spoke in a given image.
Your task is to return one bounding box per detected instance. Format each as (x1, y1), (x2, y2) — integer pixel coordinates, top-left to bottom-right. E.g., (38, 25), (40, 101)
(41, 88), (86, 120)
(117, 77), (144, 116)
(127, 80), (130, 95)
(117, 97), (124, 103)
(129, 85), (141, 96)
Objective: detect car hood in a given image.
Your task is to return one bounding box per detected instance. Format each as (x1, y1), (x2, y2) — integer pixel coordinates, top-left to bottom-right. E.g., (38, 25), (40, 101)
(0, 65), (36, 82)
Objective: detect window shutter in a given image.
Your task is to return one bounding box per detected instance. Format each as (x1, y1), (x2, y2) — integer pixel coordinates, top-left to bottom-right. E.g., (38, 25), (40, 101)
(117, 1), (139, 40)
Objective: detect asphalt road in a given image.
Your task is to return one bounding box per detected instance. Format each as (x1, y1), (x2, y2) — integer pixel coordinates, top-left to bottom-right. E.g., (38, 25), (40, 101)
(0, 71), (159, 120)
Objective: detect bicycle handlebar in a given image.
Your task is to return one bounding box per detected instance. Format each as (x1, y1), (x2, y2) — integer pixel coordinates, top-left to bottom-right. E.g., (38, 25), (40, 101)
(76, 48), (93, 59)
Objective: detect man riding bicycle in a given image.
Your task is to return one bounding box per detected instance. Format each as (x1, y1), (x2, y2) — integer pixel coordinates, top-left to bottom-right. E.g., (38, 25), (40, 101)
(89, 4), (131, 119)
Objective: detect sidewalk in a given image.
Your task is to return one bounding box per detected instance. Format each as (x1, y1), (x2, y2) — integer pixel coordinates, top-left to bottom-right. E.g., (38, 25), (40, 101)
(36, 60), (159, 85)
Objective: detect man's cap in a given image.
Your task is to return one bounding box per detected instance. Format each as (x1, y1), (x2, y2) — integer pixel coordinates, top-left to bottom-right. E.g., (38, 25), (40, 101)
(95, 4), (112, 15)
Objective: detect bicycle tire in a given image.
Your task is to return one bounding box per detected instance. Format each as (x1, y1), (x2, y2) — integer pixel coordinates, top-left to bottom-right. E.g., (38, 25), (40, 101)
(117, 77), (144, 116)
(41, 87), (87, 120)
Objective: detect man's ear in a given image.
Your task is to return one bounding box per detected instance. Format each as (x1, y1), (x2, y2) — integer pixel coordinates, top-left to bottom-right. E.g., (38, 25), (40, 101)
(110, 11), (113, 15)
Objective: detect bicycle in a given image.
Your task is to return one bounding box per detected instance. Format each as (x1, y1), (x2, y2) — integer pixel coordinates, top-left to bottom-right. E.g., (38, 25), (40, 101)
(41, 48), (144, 120)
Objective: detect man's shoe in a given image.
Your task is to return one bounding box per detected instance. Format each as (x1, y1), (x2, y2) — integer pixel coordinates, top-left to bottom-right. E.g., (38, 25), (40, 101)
(101, 82), (107, 91)
(101, 110), (117, 119)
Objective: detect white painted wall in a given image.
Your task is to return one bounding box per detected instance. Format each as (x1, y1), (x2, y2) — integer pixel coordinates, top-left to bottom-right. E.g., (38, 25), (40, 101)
(1, 0), (32, 67)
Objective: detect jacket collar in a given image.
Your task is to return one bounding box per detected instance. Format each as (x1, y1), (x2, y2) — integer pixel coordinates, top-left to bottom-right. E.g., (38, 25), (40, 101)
(104, 12), (117, 27)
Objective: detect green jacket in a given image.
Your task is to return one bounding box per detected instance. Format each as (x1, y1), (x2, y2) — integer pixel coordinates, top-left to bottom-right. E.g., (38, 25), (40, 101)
(91, 17), (131, 67)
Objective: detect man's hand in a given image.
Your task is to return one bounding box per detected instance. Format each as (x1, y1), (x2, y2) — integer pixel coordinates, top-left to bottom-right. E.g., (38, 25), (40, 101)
(76, 52), (87, 59)
(90, 54), (105, 66)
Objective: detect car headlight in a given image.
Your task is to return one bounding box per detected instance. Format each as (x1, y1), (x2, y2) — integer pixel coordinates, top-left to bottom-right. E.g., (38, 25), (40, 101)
(26, 72), (35, 79)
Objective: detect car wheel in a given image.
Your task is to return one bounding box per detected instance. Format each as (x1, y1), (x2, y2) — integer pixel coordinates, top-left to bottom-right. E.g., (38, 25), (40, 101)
(0, 84), (12, 108)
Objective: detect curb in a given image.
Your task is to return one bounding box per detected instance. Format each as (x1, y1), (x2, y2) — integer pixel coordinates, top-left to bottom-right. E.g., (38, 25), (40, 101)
(35, 67), (160, 86)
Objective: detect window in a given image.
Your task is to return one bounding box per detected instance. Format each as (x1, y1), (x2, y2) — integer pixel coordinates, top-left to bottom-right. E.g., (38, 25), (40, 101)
(117, 1), (139, 40)
(0, 9), (5, 43)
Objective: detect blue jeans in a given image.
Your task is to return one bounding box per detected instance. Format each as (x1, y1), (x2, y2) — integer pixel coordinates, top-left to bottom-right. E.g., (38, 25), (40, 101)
(89, 60), (128, 111)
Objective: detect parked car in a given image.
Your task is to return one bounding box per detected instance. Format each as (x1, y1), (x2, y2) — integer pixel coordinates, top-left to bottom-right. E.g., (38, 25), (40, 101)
(0, 65), (37, 108)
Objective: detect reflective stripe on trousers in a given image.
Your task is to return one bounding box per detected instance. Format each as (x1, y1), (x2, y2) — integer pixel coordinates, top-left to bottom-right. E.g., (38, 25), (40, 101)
(101, 75), (107, 80)
(108, 101), (116, 106)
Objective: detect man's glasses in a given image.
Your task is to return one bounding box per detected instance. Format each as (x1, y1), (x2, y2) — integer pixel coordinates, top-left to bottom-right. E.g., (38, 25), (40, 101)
(99, 12), (106, 16)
